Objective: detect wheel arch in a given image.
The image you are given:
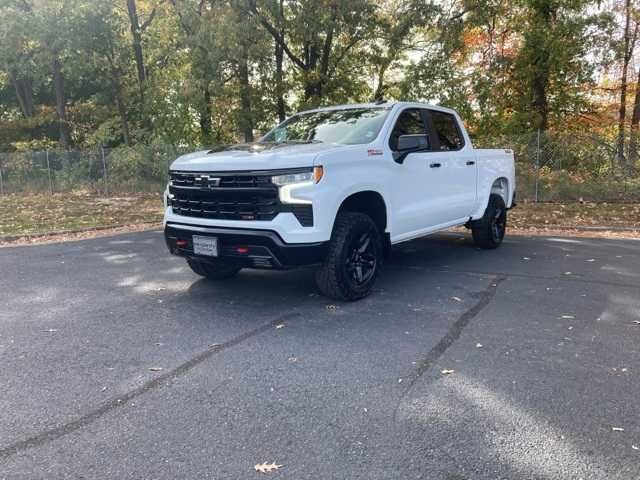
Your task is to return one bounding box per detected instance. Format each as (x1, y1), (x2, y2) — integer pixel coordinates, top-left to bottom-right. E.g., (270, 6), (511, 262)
(490, 177), (510, 204)
(471, 176), (511, 220)
(334, 190), (388, 236)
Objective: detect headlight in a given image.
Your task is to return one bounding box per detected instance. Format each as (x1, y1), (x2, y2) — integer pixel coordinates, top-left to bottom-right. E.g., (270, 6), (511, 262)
(272, 166), (323, 186)
(273, 166), (323, 205)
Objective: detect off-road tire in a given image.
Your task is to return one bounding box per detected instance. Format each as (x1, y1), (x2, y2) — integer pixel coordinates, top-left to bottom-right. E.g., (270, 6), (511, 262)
(471, 193), (507, 249)
(186, 258), (241, 280)
(315, 212), (383, 301)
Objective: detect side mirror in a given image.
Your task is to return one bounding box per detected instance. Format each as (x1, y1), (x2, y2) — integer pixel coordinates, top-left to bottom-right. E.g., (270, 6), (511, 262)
(393, 134), (430, 164)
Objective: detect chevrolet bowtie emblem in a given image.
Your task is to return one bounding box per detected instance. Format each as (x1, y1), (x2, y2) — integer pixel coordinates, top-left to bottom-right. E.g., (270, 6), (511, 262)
(195, 175), (221, 188)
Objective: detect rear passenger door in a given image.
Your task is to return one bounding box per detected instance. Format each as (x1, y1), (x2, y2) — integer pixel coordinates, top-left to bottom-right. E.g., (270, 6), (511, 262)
(427, 109), (477, 220)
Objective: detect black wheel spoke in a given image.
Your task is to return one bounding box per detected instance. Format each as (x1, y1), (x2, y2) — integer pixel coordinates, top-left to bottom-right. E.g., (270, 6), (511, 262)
(342, 227), (377, 286)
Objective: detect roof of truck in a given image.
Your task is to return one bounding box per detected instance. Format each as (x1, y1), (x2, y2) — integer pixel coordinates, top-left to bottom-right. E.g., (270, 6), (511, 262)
(298, 101), (458, 116)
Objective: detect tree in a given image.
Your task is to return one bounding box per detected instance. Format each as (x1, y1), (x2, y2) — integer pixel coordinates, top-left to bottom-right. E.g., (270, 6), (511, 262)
(30, 0), (76, 147)
(367, 0), (435, 102)
(247, 0), (376, 106)
(0, 0), (37, 118)
(79, 2), (136, 145)
(615, 0), (637, 170)
(511, 0), (605, 133)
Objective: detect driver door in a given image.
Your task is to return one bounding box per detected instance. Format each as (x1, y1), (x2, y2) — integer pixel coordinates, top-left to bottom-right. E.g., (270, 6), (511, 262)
(388, 108), (445, 240)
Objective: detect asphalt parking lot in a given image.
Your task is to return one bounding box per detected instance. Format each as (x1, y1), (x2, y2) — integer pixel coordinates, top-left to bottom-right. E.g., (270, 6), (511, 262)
(0, 230), (639, 479)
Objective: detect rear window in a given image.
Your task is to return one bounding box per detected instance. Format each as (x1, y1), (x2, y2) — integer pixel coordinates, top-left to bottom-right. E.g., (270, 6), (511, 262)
(430, 111), (464, 151)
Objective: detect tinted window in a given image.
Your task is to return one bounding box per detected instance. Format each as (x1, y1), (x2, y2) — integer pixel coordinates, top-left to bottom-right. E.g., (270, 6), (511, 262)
(389, 108), (428, 150)
(430, 111), (464, 150)
(261, 107), (390, 145)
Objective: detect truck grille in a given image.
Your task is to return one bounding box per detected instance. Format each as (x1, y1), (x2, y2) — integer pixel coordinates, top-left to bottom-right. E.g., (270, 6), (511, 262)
(169, 171), (313, 226)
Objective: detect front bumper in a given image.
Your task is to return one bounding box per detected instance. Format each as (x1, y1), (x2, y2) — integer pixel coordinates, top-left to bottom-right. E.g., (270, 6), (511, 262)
(165, 222), (327, 269)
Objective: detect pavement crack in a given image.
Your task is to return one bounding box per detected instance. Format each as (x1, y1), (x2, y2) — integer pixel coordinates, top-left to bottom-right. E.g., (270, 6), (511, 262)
(0, 312), (300, 462)
(393, 275), (506, 420)
(431, 268), (639, 289)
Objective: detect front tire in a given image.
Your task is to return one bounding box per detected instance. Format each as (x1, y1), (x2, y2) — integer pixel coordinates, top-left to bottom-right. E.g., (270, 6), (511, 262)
(471, 193), (507, 249)
(315, 212), (382, 301)
(186, 258), (241, 280)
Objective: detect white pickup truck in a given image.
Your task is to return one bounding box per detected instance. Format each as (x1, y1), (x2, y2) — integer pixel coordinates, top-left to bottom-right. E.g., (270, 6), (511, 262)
(164, 102), (515, 300)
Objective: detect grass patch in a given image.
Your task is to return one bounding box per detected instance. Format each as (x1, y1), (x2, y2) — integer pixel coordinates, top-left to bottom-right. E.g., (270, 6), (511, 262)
(0, 193), (163, 237)
(509, 202), (640, 229)
(0, 193), (638, 239)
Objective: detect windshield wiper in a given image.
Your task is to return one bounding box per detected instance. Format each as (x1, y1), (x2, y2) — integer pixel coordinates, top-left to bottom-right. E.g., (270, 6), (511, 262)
(274, 139), (323, 145)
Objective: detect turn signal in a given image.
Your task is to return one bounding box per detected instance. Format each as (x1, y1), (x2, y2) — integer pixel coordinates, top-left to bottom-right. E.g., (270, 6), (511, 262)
(313, 165), (324, 183)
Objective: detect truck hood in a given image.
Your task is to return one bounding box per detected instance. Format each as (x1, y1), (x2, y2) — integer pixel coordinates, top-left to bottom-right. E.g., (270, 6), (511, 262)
(170, 142), (349, 172)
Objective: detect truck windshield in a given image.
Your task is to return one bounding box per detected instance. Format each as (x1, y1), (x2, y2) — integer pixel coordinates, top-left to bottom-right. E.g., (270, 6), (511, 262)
(260, 107), (390, 145)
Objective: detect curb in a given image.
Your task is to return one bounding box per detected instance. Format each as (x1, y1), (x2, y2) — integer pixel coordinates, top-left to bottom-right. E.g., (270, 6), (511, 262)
(512, 225), (639, 233)
(2, 223), (638, 244)
(0, 222), (161, 243)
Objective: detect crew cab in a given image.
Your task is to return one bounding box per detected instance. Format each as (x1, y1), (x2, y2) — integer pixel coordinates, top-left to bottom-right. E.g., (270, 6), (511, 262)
(164, 102), (515, 300)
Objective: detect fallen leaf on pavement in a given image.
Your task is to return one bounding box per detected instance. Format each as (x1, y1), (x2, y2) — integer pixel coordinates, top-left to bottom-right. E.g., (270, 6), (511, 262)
(441, 369), (455, 375)
(255, 462), (282, 473)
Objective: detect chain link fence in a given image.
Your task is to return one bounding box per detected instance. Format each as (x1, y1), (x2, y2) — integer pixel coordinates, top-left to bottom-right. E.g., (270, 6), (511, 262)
(0, 133), (638, 202)
(0, 145), (189, 197)
(475, 131), (639, 202)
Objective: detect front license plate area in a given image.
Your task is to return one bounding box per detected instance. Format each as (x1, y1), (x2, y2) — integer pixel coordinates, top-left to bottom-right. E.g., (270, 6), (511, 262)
(192, 235), (218, 257)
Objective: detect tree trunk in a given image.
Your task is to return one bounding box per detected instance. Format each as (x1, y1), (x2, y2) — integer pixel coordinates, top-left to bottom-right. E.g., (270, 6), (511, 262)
(238, 44), (254, 143)
(531, 71), (549, 131)
(373, 63), (389, 101)
(127, 0), (153, 131)
(628, 68), (640, 174)
(115, 94), (131, 146)
(200, 82), (212, 144)
(112, 73), (131, 146)
(617, 0), (633, 170)
(527, 2), (556, 133)
(8, 70), (35, 118)
(275, 40), (286, 122)
(52, 57), (71, 148)
(274, 0), (286, 122)
(126, 0), (147, 92)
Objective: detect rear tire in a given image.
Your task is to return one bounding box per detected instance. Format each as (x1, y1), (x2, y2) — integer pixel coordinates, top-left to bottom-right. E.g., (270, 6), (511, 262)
(471, 193), (507, 249)
(186, 258), (241, 280)
(316, 212), (382, 301)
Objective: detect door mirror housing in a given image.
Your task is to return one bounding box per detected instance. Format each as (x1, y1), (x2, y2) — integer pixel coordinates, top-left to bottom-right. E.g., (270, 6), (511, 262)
(393, 134), (430, 164)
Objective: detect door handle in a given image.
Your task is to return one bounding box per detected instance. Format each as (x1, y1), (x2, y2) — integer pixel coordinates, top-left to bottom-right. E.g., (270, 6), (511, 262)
(429, 163), (441, 168)
(466, 161), (476, 166)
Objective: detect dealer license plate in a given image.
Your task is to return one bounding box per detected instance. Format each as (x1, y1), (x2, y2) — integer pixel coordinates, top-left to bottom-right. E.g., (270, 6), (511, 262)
(192, 235), (218, 257)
